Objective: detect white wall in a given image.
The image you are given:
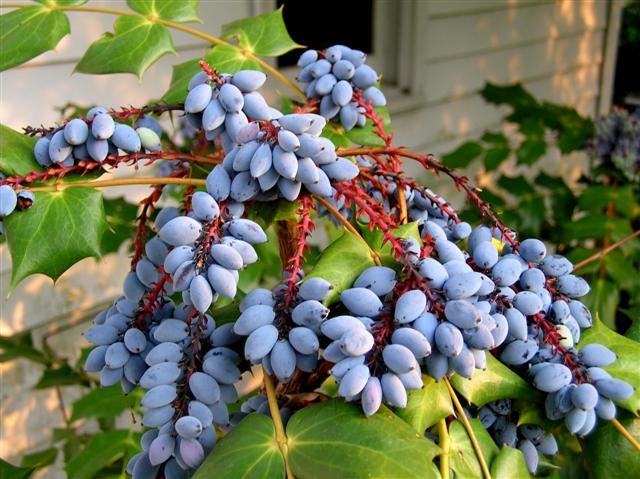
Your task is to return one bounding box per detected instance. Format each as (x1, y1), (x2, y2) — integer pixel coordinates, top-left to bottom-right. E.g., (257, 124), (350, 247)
(0, 0), (617, 475)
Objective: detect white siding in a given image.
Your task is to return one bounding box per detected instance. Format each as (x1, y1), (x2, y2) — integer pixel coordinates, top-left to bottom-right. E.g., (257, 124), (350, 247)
(0, 1), (615, 475)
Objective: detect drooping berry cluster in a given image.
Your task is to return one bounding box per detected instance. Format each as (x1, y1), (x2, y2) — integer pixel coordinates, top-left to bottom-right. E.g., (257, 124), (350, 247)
(296, 45), (386, 130)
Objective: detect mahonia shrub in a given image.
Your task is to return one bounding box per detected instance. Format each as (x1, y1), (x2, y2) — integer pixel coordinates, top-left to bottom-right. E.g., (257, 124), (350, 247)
(0, 3), (638, 479)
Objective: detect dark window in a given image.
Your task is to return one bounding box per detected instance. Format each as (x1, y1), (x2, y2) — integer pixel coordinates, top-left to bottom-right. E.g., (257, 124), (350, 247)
(276, 0), (374, 67)
(612, 2), (640, 108)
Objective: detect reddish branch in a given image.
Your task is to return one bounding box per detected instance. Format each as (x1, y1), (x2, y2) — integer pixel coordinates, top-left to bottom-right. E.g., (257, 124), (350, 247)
(281, 195), (316, 311)
(339, 146), (516, 247)
(22, 103), (184, 137)
(134, 271), (170, 329)
(0, 150), (219, 189)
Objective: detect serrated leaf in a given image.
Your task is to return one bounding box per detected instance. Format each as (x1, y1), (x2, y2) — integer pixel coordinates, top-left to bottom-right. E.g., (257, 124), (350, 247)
(35, 364), (88, 389)
(361, 221), (420, 268)
(583, 416), (640, 478)
(345, 106), (392, 147)
(65, 430), (139, 479)
(304, 229), (376, 304)
(450, 354), (537, 406)
(0, 124), (40, 177)
(70, 385), (141, 423)
(4, 187), (107, 290)
(75, 16), (175, 78)
(516, 138), (546, 165)
(222, 7), (302, 57)
(490, 446), (531, 479)
(0, 6), (70, 72)
(442, 142), (484, 168)
(449, 418), (499, 479)
(0, 332), (49, 364)
(396, 375), (454, 434)
(286, 399), (440, 479)
(194, 414), (284, 479)
(580, 315), (640, 414)
(127, 0), (200, 23)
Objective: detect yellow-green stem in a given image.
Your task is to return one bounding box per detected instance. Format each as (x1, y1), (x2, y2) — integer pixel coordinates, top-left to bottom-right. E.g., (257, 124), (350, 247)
(444, 377), (492, 479)
(611, 418), (640, 452)
(0, 3), (306, 101)
(262, 369), (294, 479)
(438, 419), (450, 479)
(21, 177), (206, 192)
(311, 194), (381, 266)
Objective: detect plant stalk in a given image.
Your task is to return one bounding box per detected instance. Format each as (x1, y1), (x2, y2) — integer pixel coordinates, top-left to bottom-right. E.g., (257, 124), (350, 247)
(438, 419), (451, 479)
(444, 377), (492, 479)
(0, 3), (306, 101)
(574, 230), (640, 271)
(311, 194), (381, 265)
(611, 418), (640, 452)
(21, 177), (206, 192)
(262, 369), (294, 479)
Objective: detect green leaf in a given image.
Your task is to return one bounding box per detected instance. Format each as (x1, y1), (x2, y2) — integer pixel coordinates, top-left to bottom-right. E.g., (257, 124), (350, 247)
(441, 141), (483, 168)
(0, 124), (40, 177)
(70, 385), (141, 423)
(361, 221), (420, 268)
(101, 197), (138, 255)
(0, 332), (49, 364)
(0, 459), (34, 479)
(222, 7), (302, 57)
(481, 132), (508, 145)
(580, 315), (640, 414)
(563, 214), (608, 241)
(450, 354), (536, 406)
(483, 146), (510, 171)
(303, 229), (376, 304)
(583, 416), (640, 479)
(321, 123), (352, 148)
(480, 82), (538, 109)
(162, 45), (261, 103)
(396, 376), (454, 434)
(286, 399), (440, 479)
(4, 187), (107, 290)
(516, 138), (546, 165)
(20, 448), (57, 469)
(127, 0), (200, 23)
(490, 446), (531, 479)
(497, 175), (534, 197)
(0, 6), (70, 72)
(249, 199), (299, 228)
(584, 279), (620, 330)
(34, 364), (88, 389)
(345, 107), (392, 147)
(65, 430), (139, 479)
(449, 418), (499, 479)
(193, 414), (284, 479)
(75, 16), (175, 78)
